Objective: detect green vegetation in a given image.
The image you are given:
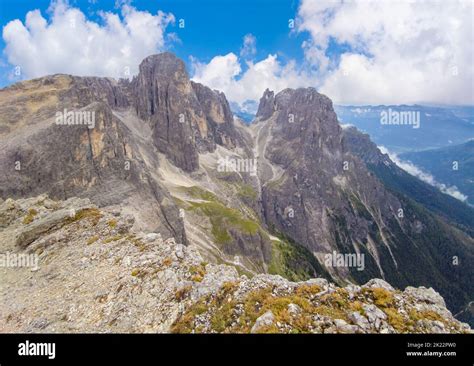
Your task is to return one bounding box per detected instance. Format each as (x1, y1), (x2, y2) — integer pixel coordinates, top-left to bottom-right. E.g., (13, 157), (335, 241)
(171, 279), (458, 334)
(175, 285), (192, 301)
(236, 183), (258, 201)
(182, 186), (260, 245)
(362, 287), (395, 308)
(189, 262), (207, 282)
(171, 284), (363, 333)
(180, 186), (218, 202)
(368, 162), (474, 236)
(348, 193), (373, 220)
(103, 234), (123, 243)
(268, 232), (332, 282)
(126, 234), (147, 251)
(66, 208), (103, 226)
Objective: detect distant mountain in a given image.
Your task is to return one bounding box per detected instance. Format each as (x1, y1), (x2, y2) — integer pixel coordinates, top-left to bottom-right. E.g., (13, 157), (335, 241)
(334, 105), (474, 153)
(400, 140), (474, 206)
(343, 127), (474, 236)
(230, 100), (258, 123)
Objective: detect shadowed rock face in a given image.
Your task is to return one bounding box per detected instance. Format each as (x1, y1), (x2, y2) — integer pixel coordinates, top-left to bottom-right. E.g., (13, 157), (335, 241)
(130, 53), (241, 171)
(191, 81), (240, 151)
(132, 53), (200, 172)
(261, 88), (399, 259)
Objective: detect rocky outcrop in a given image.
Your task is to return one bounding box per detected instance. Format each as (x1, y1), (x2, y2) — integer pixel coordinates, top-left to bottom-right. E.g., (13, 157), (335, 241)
(255, 88), (275, 121)
(0, 195), (470, 334)
(259, 88), (400, 268)
(129, 53), (243, 171)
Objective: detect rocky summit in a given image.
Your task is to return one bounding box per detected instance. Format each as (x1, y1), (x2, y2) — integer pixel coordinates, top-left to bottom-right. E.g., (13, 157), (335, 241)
(0, 52), (473, 333)
(0, 195), (470, 333)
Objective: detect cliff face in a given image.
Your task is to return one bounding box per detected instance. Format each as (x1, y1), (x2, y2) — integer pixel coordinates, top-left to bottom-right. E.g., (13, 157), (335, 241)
(0, 195), (470, 334)
(132, 53), (200, 172)
(0, 52), (473, 331)
(131, 53), (241, 170)
(254, 88), (474, 316)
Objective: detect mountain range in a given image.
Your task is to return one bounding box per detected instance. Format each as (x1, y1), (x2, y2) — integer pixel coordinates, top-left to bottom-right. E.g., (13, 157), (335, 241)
(0, 52), (472, 331)
(400, 140), (474, 206)
(334, 104), (474, 153)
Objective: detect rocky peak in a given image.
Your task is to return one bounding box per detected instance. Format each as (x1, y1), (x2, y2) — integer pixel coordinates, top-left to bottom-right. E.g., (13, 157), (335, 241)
(256, 88), (275, 120)
(260, 87), (343, 171)
(133, 52), (191, 120)
(130, 52), (243, 171)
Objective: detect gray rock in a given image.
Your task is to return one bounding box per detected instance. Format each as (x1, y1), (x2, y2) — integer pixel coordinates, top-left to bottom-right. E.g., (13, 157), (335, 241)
(144, 233), (161, 243)
(349, 311), (370, 330)
(334, 318), (359, 333)
(174, 244), (185, 260)
(362, 304), (387, 324)
(287, 303), (301, 316)
(251, 311), (275, 333)
(256, 88), (275, 120)
(404, 286), (446, 307)
(15, 204), (92, 248)
(362, 279), (395, 292)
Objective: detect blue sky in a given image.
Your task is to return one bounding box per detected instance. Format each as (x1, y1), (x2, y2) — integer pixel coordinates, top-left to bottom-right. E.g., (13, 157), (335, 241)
(0, 0), (472, 106)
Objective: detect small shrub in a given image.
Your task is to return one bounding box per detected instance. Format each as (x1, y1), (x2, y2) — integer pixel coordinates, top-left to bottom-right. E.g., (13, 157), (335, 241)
(175, 285), (192, 301)
(22, 208), (38, 224)
(87, 235), (99, 245)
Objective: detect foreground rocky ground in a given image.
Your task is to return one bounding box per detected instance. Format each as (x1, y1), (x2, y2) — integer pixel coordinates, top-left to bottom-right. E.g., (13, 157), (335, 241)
(0, 195), (471, 333)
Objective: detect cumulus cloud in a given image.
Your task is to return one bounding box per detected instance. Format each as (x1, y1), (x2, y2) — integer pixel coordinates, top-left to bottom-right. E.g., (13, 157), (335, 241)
(191, 52), (315, 105)
(298, 0), (474, 105)
(2, 0), (175, 79)
(191, 0), (472, 107)
(192, 34), (317, 106)
(379, 146), (468, 202)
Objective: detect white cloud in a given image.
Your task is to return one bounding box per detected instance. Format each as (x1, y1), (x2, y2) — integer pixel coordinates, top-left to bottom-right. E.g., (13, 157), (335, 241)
(2, 0), (175, 79)
(192, 52), (316, 105)
(192, 0), (472, 107)
(240, 33), (256, 58)
(379, 146), (468, 202)
(298, 0), (474, 105)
